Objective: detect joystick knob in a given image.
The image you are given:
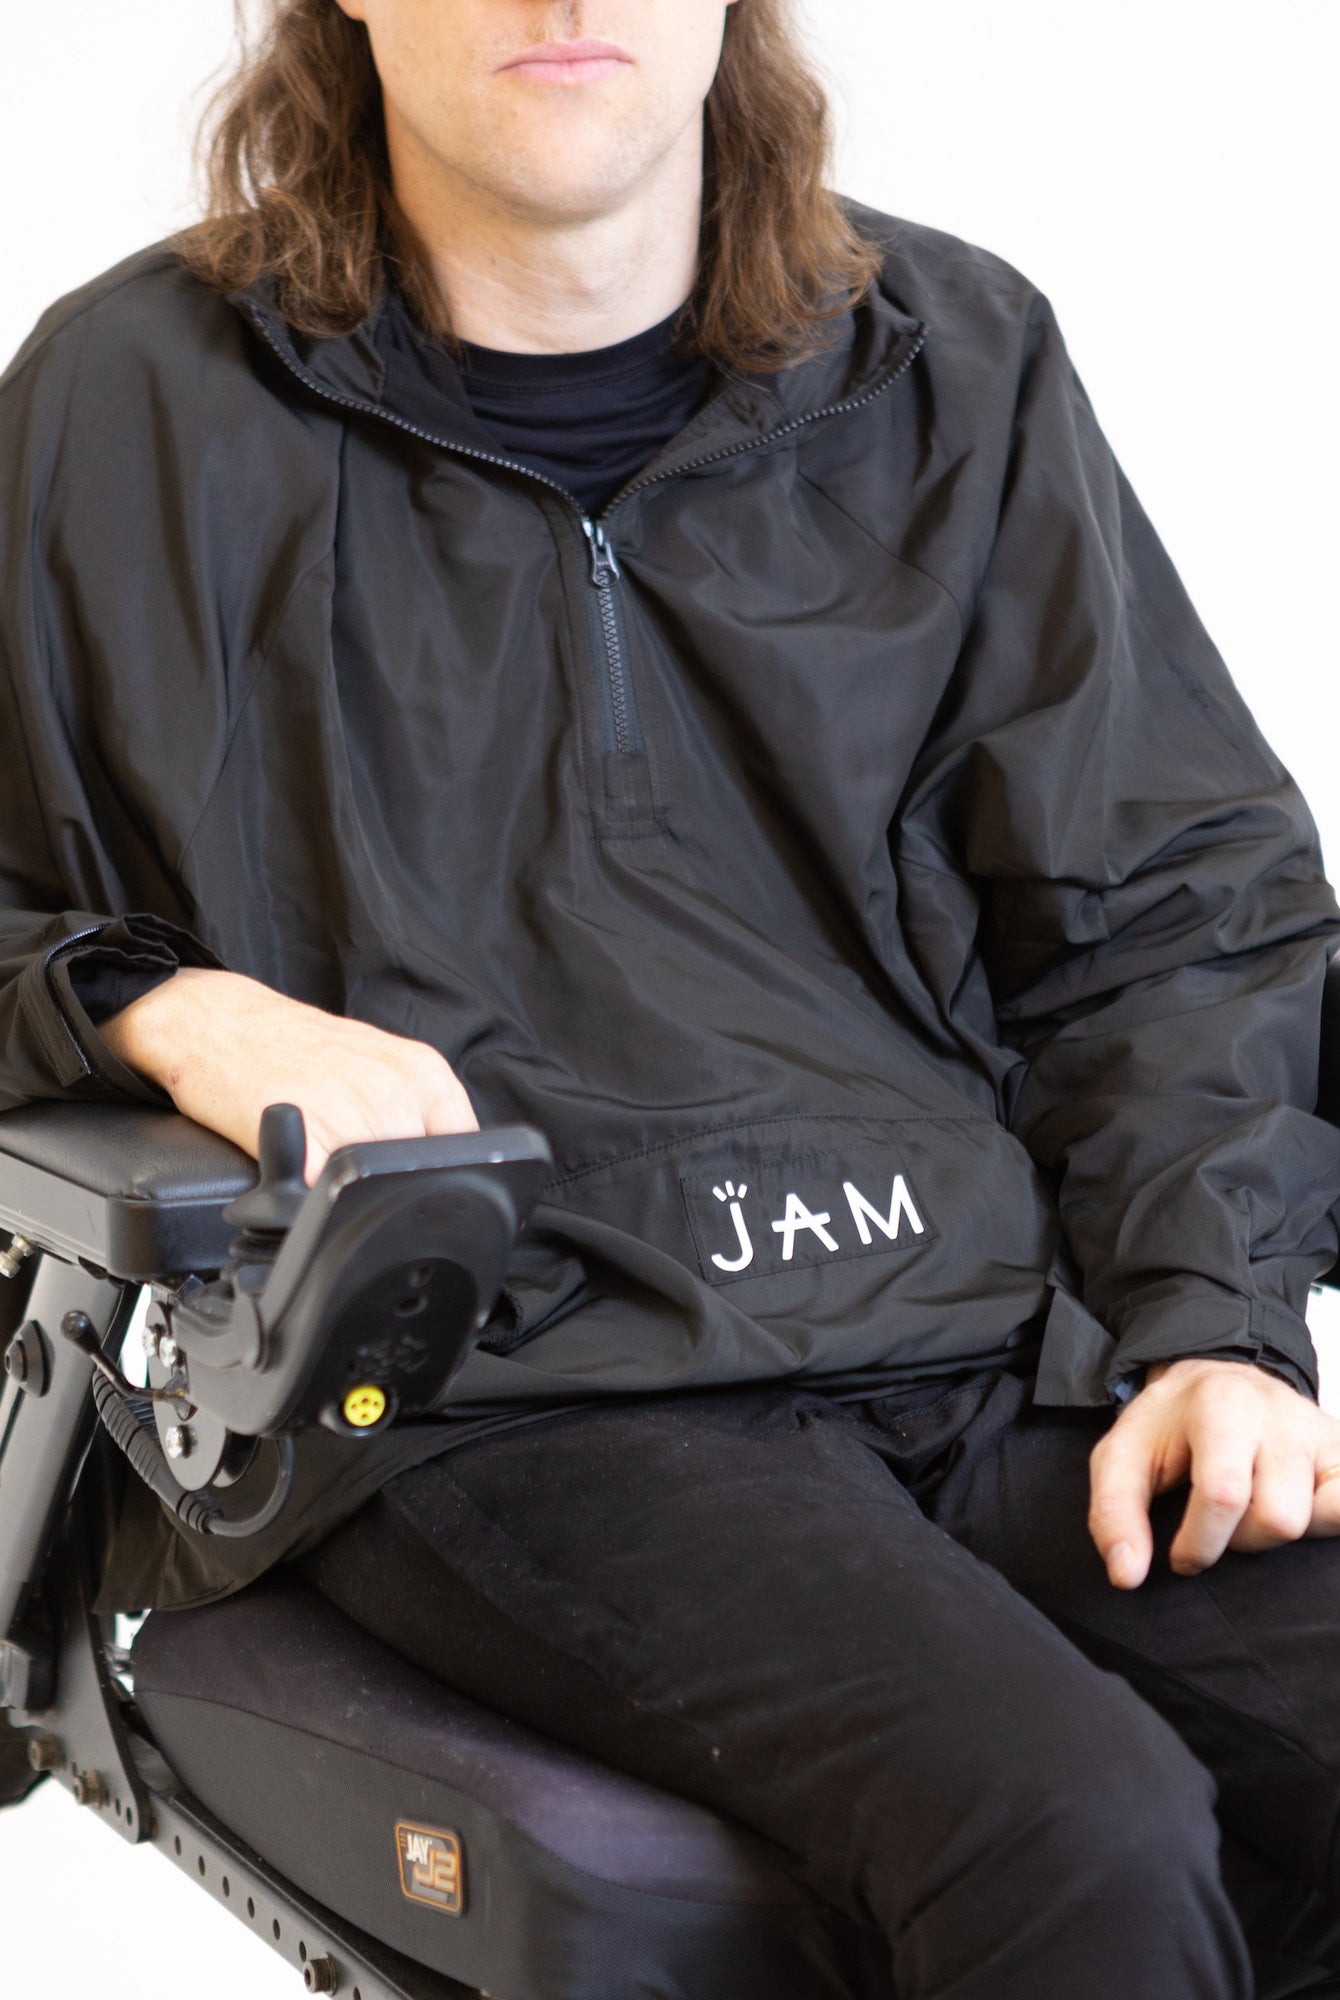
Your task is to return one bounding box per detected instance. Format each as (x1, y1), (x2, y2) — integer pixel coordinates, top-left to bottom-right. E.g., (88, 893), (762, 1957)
(222, 1103), (310, 1239)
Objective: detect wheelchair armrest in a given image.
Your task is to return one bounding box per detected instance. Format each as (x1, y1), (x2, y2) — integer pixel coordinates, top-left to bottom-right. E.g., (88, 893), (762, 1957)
(0, 1103), (254, 1283)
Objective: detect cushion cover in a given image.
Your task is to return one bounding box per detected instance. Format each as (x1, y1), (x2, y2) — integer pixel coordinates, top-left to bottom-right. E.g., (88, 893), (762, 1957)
(132, 1571), (889, 2000)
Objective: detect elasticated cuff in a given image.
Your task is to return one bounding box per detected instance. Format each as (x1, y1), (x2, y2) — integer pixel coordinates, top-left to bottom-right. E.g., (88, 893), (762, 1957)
(1032, 1272), (1321, 1408)
(42, 915), (224, 1106)
(1104, 1280), (1320, 1404)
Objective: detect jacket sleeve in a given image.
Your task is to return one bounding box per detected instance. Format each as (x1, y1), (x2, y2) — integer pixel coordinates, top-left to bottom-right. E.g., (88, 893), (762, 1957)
(901, 294), (1340, 1406)
(0, 331), (222, 1116)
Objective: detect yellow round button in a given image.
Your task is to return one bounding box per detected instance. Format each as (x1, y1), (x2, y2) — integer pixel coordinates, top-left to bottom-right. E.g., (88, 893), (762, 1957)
(342, 1384), (388, 1429)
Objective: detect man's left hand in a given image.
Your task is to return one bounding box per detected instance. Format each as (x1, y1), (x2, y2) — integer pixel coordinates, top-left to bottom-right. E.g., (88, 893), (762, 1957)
(1089, 1356), (1340, 1588)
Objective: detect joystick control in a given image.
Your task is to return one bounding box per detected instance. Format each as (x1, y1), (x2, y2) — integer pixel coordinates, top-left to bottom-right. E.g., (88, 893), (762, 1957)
(221, 1104), (309, 1265)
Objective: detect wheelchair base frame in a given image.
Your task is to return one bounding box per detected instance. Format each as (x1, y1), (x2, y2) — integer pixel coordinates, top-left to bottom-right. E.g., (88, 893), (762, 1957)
(1, 1249), (483, 2000)
(139, 1760), (479, 2000)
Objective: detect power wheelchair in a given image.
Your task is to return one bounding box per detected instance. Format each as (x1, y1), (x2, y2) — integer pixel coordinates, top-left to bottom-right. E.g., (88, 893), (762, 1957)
(4, 961), (1340, 2000)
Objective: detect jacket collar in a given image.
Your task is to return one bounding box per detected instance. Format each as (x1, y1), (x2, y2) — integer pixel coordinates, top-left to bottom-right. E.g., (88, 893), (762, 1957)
(231, 272), (927, 481)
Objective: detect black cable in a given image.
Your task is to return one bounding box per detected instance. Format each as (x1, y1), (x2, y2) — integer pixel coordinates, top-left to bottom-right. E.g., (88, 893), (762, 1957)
(90, 1371), (298, 1539)
(91, 1370), (222, 1534)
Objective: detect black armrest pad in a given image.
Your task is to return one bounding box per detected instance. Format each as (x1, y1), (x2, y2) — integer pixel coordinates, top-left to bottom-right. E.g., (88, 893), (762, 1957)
(0, 1104), (254, 1282)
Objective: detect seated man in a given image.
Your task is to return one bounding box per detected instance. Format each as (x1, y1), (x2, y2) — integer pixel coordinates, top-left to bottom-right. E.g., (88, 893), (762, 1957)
(4, 1), (1340, 1992)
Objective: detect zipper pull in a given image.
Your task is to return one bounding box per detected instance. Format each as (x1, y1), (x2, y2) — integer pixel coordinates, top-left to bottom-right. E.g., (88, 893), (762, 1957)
(581, 517), (621, 587)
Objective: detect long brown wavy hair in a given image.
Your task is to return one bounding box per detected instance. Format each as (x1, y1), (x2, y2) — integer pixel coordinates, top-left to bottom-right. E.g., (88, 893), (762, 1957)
(175, 1), (882, 371)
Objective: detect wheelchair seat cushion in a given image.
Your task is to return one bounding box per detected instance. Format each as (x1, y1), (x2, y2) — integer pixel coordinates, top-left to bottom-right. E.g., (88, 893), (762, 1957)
(132, 1571), (888, 2000)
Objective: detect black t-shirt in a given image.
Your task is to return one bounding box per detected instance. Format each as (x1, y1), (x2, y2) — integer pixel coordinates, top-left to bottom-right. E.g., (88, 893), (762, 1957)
(455, 308), (715, 517)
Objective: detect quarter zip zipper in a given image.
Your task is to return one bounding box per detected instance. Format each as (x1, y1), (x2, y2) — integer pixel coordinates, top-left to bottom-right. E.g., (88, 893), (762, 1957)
(248, 303), (659, 761)
(594, 323), (929, 523)
(580, 518), (637, 755)
(242, 304), (928, 779)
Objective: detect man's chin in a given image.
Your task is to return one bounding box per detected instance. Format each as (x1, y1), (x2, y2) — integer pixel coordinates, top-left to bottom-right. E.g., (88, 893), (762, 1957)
(475, 151), (670, 231)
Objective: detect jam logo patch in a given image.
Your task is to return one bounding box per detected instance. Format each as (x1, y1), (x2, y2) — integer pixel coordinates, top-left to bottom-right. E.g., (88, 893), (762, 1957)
(681, 1152), (934, 1285)
(396, 1821), (465, 1916)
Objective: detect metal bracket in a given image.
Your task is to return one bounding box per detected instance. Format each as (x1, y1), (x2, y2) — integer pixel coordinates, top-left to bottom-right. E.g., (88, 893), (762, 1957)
(0, 1620), (54, 1713)
(11, 1461), (153, 1846)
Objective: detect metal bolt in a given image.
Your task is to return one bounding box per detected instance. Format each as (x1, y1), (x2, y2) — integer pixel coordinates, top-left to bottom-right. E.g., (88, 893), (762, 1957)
(140, 1322), (162, 1360)
(158, 1336), (181, 1370)
(304, 1958), (339, 1994)
(73, 1769), (107, 1808)
(164, 1425), (195, 1461)
(26, 1735), (62, 1774)
(0, 1235), (35, 1281)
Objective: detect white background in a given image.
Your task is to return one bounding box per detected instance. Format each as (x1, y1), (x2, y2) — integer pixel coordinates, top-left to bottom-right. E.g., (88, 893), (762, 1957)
(1, 3), (1338, 1995)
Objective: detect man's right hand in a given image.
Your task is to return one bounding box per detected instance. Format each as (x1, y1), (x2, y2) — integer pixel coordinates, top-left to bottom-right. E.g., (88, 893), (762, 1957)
(100, 967), (478, 1183)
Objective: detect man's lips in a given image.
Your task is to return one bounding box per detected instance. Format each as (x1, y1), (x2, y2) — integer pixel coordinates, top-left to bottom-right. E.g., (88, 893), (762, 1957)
(495, 38), (633, 83)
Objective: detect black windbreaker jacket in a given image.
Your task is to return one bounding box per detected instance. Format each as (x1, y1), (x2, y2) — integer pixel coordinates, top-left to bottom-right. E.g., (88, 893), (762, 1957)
(4, 209), (1340, 1609)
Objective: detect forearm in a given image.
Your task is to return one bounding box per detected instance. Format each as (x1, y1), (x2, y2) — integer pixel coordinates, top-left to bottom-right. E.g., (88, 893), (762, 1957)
(96, 966), (478, 1179)
(99, 966), (272, 1092)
